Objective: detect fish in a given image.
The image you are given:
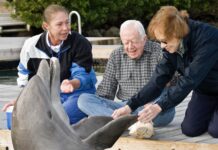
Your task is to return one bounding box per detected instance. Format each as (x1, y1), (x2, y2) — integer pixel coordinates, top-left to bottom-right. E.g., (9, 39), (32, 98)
(11, 58), (137, 150)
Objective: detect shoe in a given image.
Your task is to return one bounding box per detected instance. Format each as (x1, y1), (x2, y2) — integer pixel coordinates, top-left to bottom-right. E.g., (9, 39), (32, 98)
(129, 121), (154, 139)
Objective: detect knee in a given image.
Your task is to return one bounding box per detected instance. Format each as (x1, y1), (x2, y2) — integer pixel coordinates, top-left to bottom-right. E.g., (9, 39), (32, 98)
(181, 122), (206, 137)
(78, 93), (96, 111)
(78, 93), (91, 107)
(208, 124), (218, 138)
(167, 107), (176, 123)
(153, 107), (175, 127)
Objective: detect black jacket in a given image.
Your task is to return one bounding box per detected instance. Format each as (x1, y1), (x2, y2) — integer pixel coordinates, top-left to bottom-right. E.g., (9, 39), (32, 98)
(27, 31), (93, 82)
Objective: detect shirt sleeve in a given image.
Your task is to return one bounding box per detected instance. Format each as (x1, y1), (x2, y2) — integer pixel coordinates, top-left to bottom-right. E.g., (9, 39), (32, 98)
(96, 51), (118, 100)
(17, 39), (31, 87)
(157, 43), (218, 111)
(127, 52), (176, 111)
(72, 33), (93, 73)
(70, 63), (97, 90)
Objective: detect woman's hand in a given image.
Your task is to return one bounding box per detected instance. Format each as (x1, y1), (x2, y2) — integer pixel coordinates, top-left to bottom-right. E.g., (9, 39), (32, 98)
(60, 79), (74, 93)
(2, 99), (16, 112)
(112, 105), (132, 119)
(138, 103), (162, 123)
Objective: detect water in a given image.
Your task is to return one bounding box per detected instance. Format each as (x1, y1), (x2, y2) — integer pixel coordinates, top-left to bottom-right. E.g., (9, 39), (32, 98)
(0, 70), (17, 85)
(0, 70), (17, 129)
(0, 57), (107, 85)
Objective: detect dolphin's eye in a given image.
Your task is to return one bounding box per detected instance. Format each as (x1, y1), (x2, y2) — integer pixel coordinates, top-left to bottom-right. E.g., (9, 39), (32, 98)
(47, 111), (52, 119)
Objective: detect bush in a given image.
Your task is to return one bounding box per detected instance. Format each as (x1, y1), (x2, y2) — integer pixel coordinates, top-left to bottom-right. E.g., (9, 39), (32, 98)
(6, 0), (218, 36)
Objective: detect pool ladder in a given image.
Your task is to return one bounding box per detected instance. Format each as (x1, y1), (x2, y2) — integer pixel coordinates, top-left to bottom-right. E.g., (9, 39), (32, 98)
(69, 11), (82, 34)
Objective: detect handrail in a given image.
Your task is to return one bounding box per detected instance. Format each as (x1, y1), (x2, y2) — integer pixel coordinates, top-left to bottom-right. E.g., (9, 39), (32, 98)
(69, 11), (82, 34)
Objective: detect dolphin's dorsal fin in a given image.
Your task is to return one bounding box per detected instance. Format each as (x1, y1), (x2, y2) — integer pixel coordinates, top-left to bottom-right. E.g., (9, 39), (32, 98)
(72, 116), (113, 139)
(83, 115), (137, 149)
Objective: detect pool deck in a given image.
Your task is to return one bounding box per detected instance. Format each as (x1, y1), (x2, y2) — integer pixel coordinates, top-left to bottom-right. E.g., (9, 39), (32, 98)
(0, 78), (218, 149)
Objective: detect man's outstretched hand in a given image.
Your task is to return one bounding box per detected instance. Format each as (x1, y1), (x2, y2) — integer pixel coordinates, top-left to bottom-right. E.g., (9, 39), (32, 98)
(112, 105), (132, 119)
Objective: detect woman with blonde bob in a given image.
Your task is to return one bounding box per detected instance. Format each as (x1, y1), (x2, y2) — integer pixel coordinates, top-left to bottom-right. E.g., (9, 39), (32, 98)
(112, 6), (218, 138)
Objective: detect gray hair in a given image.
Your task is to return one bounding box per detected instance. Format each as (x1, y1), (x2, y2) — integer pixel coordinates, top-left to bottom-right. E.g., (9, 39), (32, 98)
(120, 20), (146, 38)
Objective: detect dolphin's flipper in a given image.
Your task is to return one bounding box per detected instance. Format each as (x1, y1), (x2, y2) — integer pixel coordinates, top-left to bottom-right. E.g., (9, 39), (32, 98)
(83, 115), (137, 150)
(72, 116), (113, 139)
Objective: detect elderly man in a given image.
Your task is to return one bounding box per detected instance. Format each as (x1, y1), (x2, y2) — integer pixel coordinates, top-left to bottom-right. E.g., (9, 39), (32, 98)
(78, 20), (175, 127)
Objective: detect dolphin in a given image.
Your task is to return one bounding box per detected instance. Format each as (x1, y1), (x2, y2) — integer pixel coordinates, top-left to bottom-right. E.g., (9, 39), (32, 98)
(11, 58), (137, 150)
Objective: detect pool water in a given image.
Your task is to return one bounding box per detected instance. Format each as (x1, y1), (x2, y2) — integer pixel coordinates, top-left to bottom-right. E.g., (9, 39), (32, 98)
(0, 70), (17, 85)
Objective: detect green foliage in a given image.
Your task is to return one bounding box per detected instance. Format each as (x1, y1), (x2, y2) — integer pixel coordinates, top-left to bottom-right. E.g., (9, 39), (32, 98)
(189, 0), (218, 22)
(7, 0), (218, 35)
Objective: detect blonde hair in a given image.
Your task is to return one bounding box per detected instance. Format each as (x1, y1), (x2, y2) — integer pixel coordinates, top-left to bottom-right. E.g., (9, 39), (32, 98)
(43, 4), (69, 23)
(147, 6), (189, 40)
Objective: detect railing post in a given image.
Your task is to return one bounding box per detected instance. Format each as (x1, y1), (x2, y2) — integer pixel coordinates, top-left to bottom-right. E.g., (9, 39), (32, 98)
(69, 11), (82, 34)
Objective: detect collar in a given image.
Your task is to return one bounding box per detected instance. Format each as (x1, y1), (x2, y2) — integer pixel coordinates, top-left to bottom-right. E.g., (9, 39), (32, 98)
(176, 39), (185, 57)
(46, 32), (63, 53)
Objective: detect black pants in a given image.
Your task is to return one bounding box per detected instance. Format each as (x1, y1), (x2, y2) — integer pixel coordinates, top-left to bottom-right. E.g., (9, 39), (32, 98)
(181, 91), (218, 138)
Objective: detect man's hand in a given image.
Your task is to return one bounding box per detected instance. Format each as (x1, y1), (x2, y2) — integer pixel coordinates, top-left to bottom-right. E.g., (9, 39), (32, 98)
(138, 103), (162, 123)
(112, 105), (132, 119)
(60, 79), (74, 93)
(2, 100), (16, 112)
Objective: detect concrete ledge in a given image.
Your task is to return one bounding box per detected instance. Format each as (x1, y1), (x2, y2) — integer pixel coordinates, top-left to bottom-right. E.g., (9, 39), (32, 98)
(0, 37), (121, 61)
(0, 37), (27, 61)
(0, 13), (26, 26)
(0, 13), (28, 33)
(92, 45), (121, 59)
